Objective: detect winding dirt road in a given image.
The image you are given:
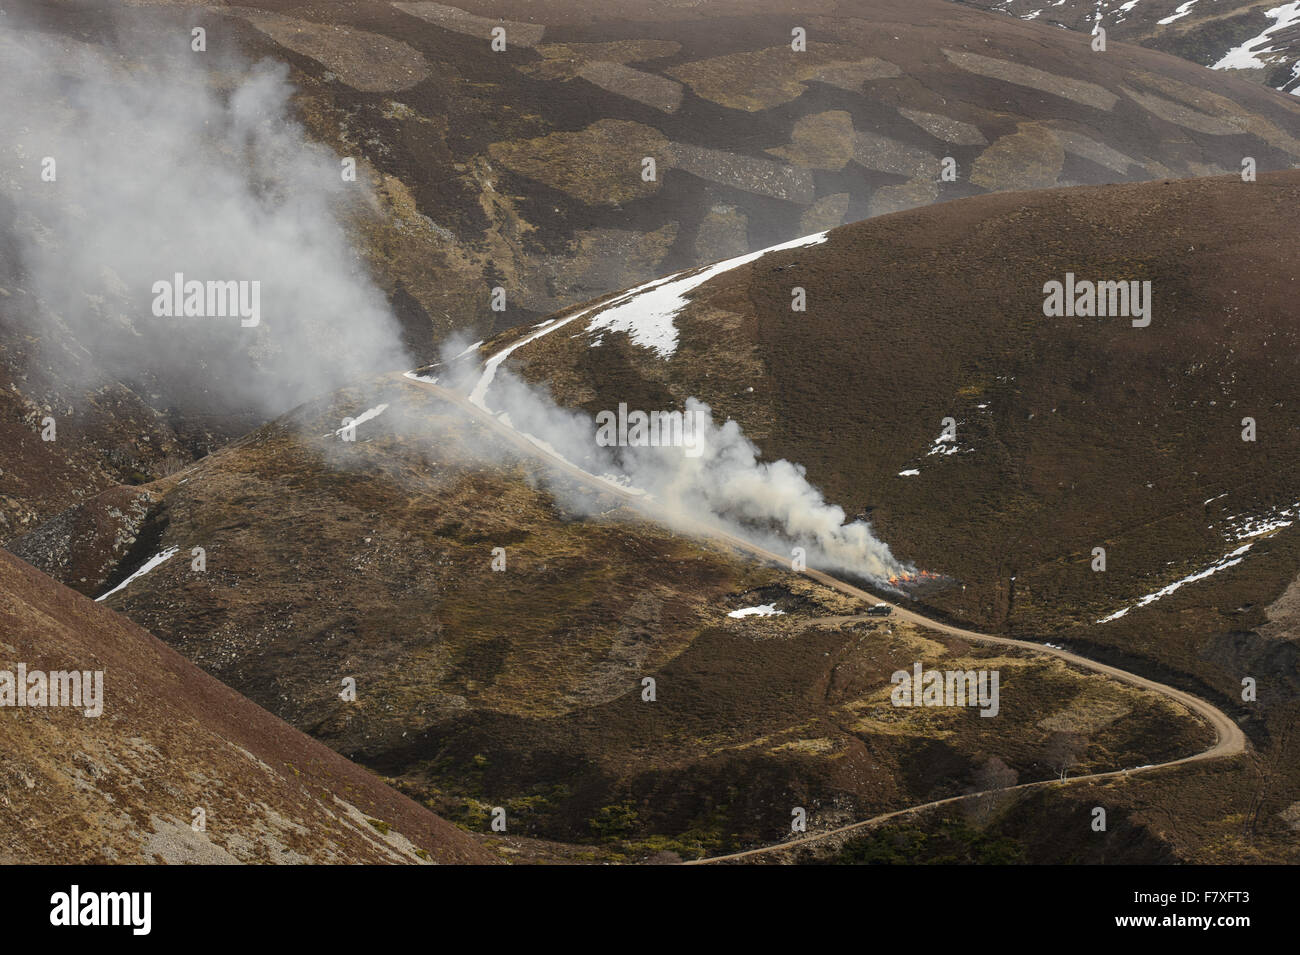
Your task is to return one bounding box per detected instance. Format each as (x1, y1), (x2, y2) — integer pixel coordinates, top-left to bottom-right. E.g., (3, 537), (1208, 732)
(397, 372), (1247, 864)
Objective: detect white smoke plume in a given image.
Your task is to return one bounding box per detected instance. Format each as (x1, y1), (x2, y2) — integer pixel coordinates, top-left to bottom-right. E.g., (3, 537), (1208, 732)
(0, 6), (408, 430)
(0, 2), (904, 586)
(434, 338), (910, 586)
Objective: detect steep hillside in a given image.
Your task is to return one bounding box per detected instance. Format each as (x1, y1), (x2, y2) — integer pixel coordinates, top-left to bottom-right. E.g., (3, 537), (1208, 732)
(8, 0), (1300, 533)
(956, 0), (1300, 95)
(460, 169), (1300, 858)
(491, 170), (1300, 648)
(0, 198), (193, 537)
(193, 0), (1300, 330)
(15, 0), (1300, 337)
(0, 547), (493, 864)
(6, 0), (1298, 866)
(11, 378), (1214, 859)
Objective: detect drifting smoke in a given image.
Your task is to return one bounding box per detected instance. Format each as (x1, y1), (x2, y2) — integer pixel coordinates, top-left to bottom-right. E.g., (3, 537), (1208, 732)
(0, 7), (409, 428)
(435, 338), (910, 585)
(0, 3), (903, 585)
(645, 410), (908, 583)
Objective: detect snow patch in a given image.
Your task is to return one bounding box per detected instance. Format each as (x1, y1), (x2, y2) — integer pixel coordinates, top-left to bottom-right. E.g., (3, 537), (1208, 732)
(1213, 2), (1300, 71)
(1096, 544), (1253, 623)
(926, 421), (972, 457)
(1158, 0), (1202, 25)
(95, 546), (180, 602)
(583, 231), (830, 359)
(728, 604), (785, 618)
(332, 403), (389, 437)
(469, 230), (831, 410)
(1225, 502), (1298, 541)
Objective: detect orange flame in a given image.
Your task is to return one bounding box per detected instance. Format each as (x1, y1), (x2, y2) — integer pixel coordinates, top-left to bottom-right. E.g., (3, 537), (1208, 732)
(887, 569), (943, 586)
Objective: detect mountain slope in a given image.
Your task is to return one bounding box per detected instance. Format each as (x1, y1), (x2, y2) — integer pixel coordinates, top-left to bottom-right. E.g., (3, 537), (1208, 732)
(8, 0), (1300, 536)
(459, 169), (1300, 861)
(491, 170), (1300, 650)
(955, 0), (1300, 95)
(17, 0), (1300, 336)
(10, 377), (1216, 859)
(211, 0), (1300, 331)
(0, 546), (493, 863)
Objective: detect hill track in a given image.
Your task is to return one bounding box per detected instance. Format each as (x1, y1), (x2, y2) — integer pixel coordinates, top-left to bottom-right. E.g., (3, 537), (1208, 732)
(397, 372), (1247, 864)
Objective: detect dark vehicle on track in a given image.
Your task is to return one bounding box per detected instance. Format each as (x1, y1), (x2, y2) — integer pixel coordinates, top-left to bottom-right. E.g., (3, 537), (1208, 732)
(866, 603), (893, 617)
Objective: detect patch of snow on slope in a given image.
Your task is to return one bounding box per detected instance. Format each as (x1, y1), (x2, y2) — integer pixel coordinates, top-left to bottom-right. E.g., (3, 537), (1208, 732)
(468, 309), (597, 411)
(926, 421), (972, 457)
(1158, 0), (1202, 25)
(1225, 502), (1298, 541)
(583, 231), (830, 359)
(1213, 2), (1300, 71)
(332, 403), (389, 436)
(469, 230), (831, 410)
(1096, 544), (1253, 622)
(928, 431), (960, 456)
(96, 546), (180, 602)
(728, 604), (785, 618)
